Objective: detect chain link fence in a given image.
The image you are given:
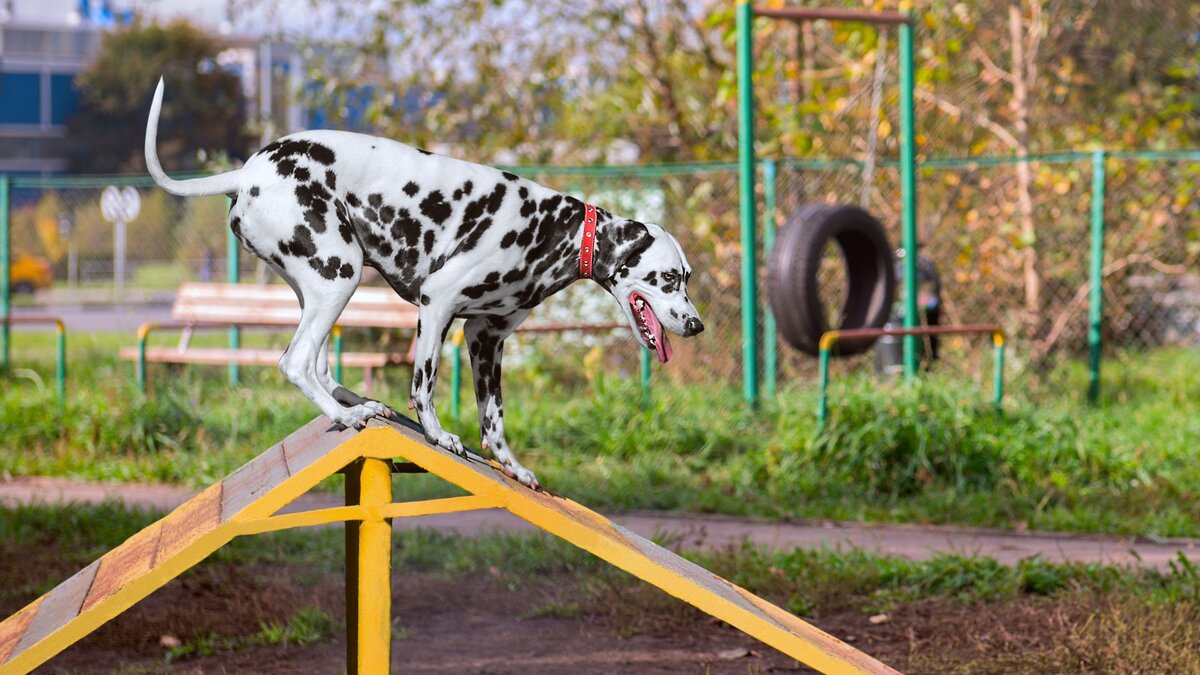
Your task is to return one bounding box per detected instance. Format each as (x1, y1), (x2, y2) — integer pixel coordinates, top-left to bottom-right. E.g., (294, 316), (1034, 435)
(3, 151), (1198, 416)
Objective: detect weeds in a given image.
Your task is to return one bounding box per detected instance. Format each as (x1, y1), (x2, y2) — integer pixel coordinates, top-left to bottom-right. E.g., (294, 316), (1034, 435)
(4, 332), (1200, 536)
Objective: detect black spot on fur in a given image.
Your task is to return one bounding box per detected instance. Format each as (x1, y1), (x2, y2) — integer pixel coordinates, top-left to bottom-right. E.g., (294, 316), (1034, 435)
(420, 294), (431, 305)
(518, 187), (528, 199)
(390, 209), (422, 247)
(250, 186), (260, 197)
(420, 191), (452, 224)
(279, 226), (317, 257)
(325, 170), (337, 190)
(346, 192), (360, 207)
(418, 148), (432, 156)
(379, 206), (396, 223)
(308, 255), (345, 280)
(501, 171), (518, 182)
(338, 222), (354, 243)
(369, 193), (383, 208)
(485, 184), (507, 214)
(304, 208), (326, 233)
(294, 166), (311, 182)
(308, 143), (336, 165)
(463, 181), (474, 195)
(276, 158), (297, 177)
(500, 231), (518, 248)
(423, 230), (435, 254)
(403, 182), (419, 197)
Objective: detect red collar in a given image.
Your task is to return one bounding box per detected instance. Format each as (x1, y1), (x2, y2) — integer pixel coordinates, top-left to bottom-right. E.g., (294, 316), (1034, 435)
(579, 203), (598, 279)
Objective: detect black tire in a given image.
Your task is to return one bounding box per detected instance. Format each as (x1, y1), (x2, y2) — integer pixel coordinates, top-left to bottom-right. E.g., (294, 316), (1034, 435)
(767, 204), (896, 356)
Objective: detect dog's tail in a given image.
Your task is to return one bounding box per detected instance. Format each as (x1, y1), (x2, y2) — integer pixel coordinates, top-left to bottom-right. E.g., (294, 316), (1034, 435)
(145, 77), (245, 197)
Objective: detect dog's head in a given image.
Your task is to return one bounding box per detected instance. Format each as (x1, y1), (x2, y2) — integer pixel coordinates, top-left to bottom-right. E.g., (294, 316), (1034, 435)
(595, 221), (703, 363)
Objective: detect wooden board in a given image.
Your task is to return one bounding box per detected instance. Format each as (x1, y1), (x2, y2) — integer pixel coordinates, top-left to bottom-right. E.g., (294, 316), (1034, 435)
(172, 283), (420, 329)
(117, 347), (399, 367)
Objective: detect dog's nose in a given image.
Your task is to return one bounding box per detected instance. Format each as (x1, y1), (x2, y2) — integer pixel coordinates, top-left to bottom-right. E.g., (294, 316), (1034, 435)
(683, 317), (704, 336)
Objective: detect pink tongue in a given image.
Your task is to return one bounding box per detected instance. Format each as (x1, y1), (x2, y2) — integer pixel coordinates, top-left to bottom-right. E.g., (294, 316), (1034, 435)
(642, 303), (673, 363)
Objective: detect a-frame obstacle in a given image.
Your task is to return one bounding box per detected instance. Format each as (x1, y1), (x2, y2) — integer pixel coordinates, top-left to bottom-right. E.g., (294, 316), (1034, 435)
(0, 415), (899, 674)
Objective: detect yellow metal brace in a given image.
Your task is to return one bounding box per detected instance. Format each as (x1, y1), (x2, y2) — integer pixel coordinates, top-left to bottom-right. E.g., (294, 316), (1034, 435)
(0, 416), (899, 675)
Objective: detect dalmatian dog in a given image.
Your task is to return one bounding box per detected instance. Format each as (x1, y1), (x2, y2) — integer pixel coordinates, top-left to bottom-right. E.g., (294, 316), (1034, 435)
(144, 78), (703, 488)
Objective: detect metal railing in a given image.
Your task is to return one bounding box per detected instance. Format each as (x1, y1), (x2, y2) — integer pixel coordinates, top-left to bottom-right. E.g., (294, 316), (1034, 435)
(817, 324), (1005, 425)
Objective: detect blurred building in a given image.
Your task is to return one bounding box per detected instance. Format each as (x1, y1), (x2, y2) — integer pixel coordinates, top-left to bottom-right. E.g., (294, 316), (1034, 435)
(0, 0), (303, 174)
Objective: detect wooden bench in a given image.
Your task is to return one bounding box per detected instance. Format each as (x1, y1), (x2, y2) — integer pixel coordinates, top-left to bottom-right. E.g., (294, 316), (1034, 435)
(122, 282), (626, 393)
(121, 283), (420, 392)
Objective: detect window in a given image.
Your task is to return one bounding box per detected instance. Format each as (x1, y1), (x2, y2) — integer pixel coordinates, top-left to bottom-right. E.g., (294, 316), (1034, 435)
(0, 72), (41, 125)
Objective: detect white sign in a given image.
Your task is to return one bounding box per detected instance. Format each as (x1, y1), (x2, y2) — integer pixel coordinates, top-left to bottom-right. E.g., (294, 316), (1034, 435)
(100, 186), (140, 302)
(100, 186), (141, 223)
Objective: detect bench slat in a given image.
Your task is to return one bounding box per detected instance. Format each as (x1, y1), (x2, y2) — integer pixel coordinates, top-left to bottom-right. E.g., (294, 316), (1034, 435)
(119, 347), (404, 367)
(172, 283), (419, 329)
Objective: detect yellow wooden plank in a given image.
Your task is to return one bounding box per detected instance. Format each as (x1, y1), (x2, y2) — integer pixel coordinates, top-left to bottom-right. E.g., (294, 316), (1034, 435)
(0, 600), (40, 665)
(357, 420), (899, 675)
(0, 418), (362, 675)
(235, 495), (498, 535)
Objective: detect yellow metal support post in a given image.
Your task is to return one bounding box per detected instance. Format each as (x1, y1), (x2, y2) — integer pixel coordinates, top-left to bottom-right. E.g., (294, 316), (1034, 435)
(357, 458), (392, 672)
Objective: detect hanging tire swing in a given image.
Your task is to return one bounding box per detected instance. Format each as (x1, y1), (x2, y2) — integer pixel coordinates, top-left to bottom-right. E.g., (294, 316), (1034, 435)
(766, 204), (896, 356)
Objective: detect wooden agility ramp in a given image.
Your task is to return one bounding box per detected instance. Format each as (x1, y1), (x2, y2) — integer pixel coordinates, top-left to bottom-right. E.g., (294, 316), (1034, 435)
(0, 415), (899, 674)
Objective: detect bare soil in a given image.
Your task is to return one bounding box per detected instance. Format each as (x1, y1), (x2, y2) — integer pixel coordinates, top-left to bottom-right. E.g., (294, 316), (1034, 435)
(11, 548), (1200, 674)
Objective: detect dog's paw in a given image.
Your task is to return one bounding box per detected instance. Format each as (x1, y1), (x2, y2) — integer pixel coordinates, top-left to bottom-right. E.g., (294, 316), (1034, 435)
(427, 429), (465, 456)
(500, 459), (539, 489)
(331, 402), (390, 429)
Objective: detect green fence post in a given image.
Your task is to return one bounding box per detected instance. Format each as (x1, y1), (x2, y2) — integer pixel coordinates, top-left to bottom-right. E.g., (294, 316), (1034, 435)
(1088, 149), (1106, 404)
(1, 175), (10, 372)
(226, 198), (240, 386)
(736, 0), (760, 406)
(898, 14), (919, 379)
(56, 322), (66, 402)
(817, 344), (831, 426)
(763, 159), (778, 399)
(640, 347), (651, 401)
(451, 343), (462, 418)
(993, 332), (1005, 409)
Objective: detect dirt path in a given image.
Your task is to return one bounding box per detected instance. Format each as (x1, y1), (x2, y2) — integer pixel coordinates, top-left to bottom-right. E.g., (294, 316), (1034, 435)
(5, 476), (1199, 569)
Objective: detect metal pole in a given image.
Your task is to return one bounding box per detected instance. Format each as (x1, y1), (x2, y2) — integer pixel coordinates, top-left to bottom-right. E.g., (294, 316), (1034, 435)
(355, 458), (392, 673)
(1088, 149), (1106, 403)
(817, 345), (831, 426)
(56, 320), (66, 402)
(736, 0), (760, 406)
(226, 198), (241, 386)
(762, 159), (778, 399)
(640, 347), (651, 401)
(451, 343), (462, 418)
(993, 331), (1005, 409)
(0, 175), (9, 372)
(898, 14), (920, 378)
(114, 219), (126, 303)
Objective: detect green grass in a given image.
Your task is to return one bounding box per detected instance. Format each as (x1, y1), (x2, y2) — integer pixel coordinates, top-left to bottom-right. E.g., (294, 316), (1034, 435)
(3, 331), (1200, 536)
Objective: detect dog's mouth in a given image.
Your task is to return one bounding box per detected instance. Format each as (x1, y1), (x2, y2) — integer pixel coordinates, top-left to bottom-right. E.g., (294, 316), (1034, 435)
(630, 291), (673, 363)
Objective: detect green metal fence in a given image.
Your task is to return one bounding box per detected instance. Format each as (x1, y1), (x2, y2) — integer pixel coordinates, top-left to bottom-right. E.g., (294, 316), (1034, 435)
(2, 149), (1198, 414)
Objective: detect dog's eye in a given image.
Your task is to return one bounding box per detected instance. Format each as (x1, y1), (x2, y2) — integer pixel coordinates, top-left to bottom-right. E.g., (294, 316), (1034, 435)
(662, 272), (677, 283)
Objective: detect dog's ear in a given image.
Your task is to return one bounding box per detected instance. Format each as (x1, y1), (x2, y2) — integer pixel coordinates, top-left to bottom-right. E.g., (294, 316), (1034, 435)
(593, 219), (655, 282)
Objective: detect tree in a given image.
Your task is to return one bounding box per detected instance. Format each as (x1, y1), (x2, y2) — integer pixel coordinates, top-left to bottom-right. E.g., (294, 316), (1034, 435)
(66, 19), (251, 174)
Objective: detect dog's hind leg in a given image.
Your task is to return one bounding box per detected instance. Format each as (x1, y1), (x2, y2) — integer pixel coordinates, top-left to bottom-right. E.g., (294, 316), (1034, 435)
(410, 304), (464, 455)
(278, 267), (389, 429)
(464, 311), (536, 487)
(314, 333), (396, 415)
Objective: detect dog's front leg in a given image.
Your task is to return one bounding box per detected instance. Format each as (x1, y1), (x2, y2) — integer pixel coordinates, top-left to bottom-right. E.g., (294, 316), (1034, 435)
(410, 305), (464, 455)
(464, 312), (537, 487)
